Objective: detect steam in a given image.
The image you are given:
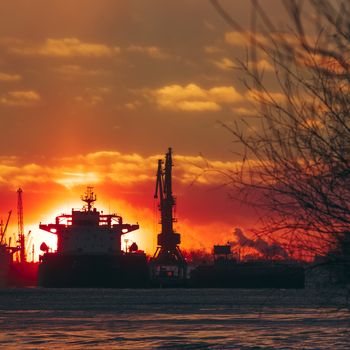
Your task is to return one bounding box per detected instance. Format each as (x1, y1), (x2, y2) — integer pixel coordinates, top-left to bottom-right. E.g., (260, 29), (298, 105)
(233, 228), (289, 259)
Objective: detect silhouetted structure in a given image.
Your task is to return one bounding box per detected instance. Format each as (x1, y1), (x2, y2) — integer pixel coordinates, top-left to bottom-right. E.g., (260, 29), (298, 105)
(0, 210), (11, 246)
(17, 188), (26, 263)
(150, 148), (187, 286)
(0, 211), (13, 287)
(0, 191), (38, 288)
(38, 187), (149, 287)
(190, 244), (305, 288)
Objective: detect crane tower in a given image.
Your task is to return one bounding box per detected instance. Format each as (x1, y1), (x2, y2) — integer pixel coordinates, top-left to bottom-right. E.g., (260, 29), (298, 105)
(17, 188), (26, 263)
(152, 148), (186, 283)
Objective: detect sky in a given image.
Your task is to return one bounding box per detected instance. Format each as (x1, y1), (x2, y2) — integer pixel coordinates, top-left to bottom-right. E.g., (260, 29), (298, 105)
(0, 0), (289, 260)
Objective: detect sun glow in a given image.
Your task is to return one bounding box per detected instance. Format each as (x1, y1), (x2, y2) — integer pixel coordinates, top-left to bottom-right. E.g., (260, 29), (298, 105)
(23, 224), (58, 262)
(21, 197), (156, 262)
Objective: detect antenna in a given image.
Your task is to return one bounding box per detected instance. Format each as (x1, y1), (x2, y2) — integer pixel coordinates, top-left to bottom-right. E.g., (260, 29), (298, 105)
(81, 186), (97, 211)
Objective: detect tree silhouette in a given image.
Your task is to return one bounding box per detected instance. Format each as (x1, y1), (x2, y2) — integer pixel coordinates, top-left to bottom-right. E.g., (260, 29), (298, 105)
(211, 0), (350, 282)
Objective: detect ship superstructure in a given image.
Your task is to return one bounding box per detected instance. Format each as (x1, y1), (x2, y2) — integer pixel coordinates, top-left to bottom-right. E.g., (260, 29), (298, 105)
(40, 187), (139, 255)
(38, 187), (148, 287)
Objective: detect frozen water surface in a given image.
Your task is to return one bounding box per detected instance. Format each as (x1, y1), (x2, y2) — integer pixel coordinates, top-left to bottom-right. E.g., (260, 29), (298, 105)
(0, 288), (349, 349)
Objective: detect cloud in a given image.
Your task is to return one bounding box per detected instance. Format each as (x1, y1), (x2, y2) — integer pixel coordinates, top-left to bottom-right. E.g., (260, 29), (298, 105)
(204, 46), (223, 54)
(225, 31), (266, 47)
(0, 151), (257, 256)
(0, 90), (41, 106)
(232, 107), (257, 117)
(74, 86), (111, 106)
(225, 30), (311, 51)
(0, 72), (22, 82)
(75, 95), (103, 106)
(9, 37), (120, 58)
(175, 100), (221, 111)
(213, 57), (273, 72)
(225, 31), (279, 47)
(0, 150), (244, 189)
(246, 89), (286, 105)
(0, 161), (49, 185)
(125, 100), (142, 110)
(212, 57), (236, 70)
(54, 64), (107, 77)
(0, 152), (156, 189)
(253, 59), (274, 71)
(209, 86), (242, 103)
(7, 38), (169, 60)
(225, 31), (245, 46)
(150, 83), (243, 112)
(126, 45), (168, 59)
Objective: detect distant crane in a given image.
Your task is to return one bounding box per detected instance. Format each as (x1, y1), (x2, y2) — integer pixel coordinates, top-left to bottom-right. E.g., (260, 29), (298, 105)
(17, 188), (26, 263)
(25, 231), (32, 258)
(0, 210), (12, 245)
(152, 148), (187, 280)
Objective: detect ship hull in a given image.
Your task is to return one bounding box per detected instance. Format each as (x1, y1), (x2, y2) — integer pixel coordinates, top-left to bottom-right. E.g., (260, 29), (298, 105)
(8, 262), (39, 287)
(39, 252), (150, 288)
(190, 262), (305, 289)
(0, 251), (10, 288)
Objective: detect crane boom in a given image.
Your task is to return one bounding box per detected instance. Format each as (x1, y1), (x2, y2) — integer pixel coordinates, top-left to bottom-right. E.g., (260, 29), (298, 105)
(152, 148), (186, 275)
(0, 210), (12, 245)
(154, 159), (163, 200)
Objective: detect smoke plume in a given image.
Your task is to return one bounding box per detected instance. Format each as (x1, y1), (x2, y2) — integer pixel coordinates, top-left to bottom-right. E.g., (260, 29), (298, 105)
(233, 228), (289, 259)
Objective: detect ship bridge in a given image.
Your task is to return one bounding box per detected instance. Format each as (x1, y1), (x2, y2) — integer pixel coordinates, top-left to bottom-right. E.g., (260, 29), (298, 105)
(39, 187), (139, 255)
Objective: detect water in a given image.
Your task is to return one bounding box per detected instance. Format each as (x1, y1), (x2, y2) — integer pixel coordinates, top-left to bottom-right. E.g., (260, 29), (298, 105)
(0, 288), (349, 349)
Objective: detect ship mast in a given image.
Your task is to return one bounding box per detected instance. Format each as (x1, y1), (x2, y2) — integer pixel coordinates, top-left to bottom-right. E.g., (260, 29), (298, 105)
(81, 186), (96, 212)
(153, 148), (186, 268)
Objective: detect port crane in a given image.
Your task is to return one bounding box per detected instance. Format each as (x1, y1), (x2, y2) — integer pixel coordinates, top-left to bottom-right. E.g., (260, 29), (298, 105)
(0, 210), (20, 258)
(17, 188), (26, 263)
(152, 148), (187, 281)
(0, 210), (12, 245)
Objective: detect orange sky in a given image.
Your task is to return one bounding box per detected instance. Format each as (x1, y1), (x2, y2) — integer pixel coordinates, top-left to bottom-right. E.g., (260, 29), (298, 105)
(0, 1), (292, 260)
(0, 153), (258, 260)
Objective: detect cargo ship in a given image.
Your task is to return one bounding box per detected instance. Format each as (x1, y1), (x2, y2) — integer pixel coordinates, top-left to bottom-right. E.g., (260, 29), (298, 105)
(38, 148), (187, 288)
(38, 187), (149, 287)
(190, 245), (305, 288)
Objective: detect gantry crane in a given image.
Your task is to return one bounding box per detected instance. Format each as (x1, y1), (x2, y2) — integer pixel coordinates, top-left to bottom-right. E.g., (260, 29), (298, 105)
(152, 148), (186, 281)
